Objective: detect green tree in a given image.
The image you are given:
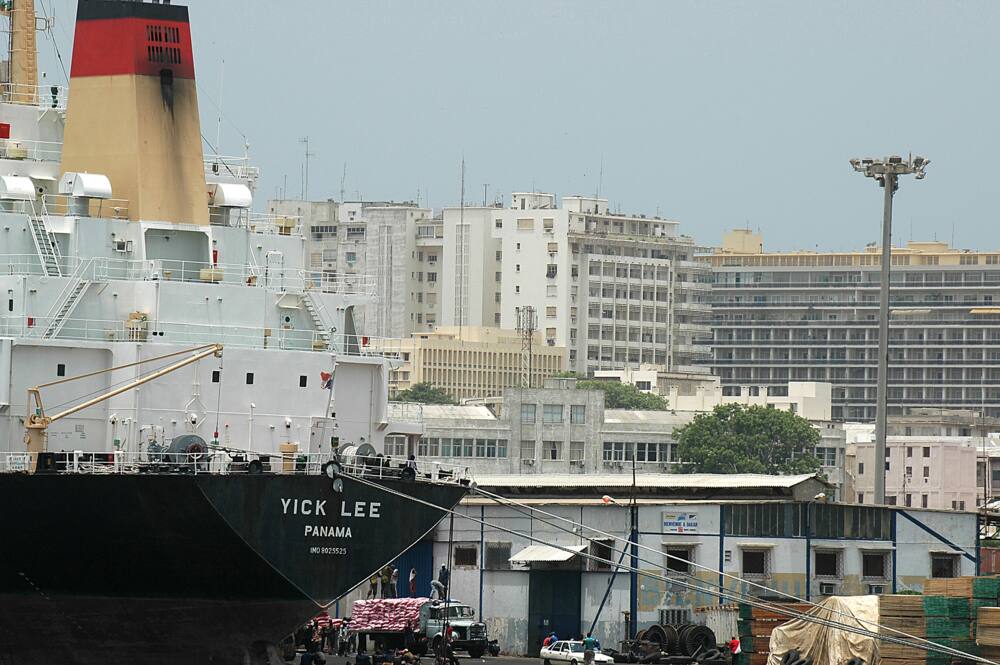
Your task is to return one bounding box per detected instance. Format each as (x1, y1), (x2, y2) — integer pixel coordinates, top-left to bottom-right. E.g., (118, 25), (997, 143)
(576, 380), (668, 410)
(673, 403), (821, 474)
(394, 383), (457, 405)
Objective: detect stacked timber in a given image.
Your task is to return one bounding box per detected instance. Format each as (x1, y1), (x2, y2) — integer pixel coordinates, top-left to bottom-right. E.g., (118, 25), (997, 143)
(977, 607), (1000, 661)
(924, 595), (976, 665)
(742, 603), (811, 665)
(878, 595), (926, 665)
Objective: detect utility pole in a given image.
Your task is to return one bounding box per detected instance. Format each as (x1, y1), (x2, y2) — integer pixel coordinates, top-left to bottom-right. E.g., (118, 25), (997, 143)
(299, 137), (315, 200)
(849, 155), (930, 505)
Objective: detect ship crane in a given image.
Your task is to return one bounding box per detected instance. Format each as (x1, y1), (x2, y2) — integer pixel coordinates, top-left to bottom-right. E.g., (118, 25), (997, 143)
(24, 344), (224, 461)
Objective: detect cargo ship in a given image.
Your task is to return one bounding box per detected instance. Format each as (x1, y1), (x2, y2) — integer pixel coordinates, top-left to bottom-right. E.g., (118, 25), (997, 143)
(0, 1), (468, 663)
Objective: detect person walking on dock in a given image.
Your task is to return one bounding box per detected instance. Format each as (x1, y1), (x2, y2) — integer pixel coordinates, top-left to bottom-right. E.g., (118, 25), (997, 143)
(380, 565), (391, 598)
(367, 573), (379, 599)
(409, 567), (417, 596)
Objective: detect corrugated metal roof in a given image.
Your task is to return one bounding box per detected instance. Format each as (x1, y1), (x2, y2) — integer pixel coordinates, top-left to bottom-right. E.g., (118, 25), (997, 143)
(509, 544), (587, 563)
(474, 473), (821, 490)
(421, 405), (497, 420)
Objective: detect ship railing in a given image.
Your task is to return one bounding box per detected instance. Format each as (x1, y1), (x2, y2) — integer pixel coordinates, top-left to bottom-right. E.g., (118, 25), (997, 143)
(0, 137), (63, 162)
(204, 155), (261, 188)
(41, 194), (131, 220)
(337, 334), (410, 359)
(0, 315), (335, 351)
(0, 82), (67, 109)
(301, 271), (378, 296)
(0, 450), (475, 486)
(0, 253), (378, 296)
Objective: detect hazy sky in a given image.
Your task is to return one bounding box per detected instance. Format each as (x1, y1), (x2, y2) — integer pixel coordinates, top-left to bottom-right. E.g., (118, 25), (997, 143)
(35, 1), (1000, 251)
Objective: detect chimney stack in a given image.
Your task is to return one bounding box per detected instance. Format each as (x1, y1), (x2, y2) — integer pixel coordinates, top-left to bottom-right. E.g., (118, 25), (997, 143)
(60, 0), (208, 225)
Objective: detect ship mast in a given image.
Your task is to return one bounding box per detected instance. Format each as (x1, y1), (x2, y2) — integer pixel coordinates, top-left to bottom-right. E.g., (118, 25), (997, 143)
(0, 0), (38, 104)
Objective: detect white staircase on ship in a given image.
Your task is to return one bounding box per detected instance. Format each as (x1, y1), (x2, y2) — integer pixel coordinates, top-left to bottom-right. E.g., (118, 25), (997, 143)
(40, 259), (95, 339)
(28, 212), (63, 277)
(301, 292), (332, 350)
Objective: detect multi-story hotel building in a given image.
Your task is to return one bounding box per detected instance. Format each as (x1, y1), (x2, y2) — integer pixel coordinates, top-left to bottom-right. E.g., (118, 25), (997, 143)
(707, 230), (1000, 420)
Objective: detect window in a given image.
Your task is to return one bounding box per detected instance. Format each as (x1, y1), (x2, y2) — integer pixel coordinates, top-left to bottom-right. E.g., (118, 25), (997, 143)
(453, 545), (478, 568)
(517, 218), (534, 231)
(923, 447), (931, 458)
(589, 539), (614, 571)
(384, 436), (406, 456)
(427, 272), (437, 282)
(345, 251), (357, 263)
(521, 404), (536, 424)
(484, 542), (511, 570)
(570, 441), (585, 462)
(742, 549), (769, 577)
(299, 375), (308, 388)
(56, 363), (66, 377)
(930, 554), (959, 578)
(495, 272), (501, 283)
(546, 264), (558, 278)
(543, 440), (561, 460)
(664, 547), (694, 574)
(906, 446), (913, 457)
(858, 462), (864, 475)
(211, 370), (220, 383)
(815, 551), (841, 578)
(862, 552), (888, 579)
(570, 405), (586, 424)
(246, 372), (254, 385)
(922, 494), (928, 508)
(520, 440), (535, 461)
(495, 251), (502, 261)
(495, 219), (502, 229)
(815, 447), (837, 467)
(546, 306), (557, 318)
(636, 381), (652, 391)
(428, 254), (437, 262)
(543, 404), (563, 423)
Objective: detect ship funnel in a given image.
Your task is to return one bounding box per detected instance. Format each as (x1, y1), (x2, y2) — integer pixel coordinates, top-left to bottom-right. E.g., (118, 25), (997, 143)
(59, 0), (208, 225)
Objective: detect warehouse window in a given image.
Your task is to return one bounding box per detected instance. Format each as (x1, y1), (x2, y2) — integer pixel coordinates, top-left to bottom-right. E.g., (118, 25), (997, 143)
(664, 547), (694, 574)
(453, 545), (478, 568)
(930, 554), (959, 578)
(741, 549), (769, 578)
(589, 538), (615, 571)
(484, 542), (512, 570)
(814, 550), (841, 578)
(862, 552), (888, 579)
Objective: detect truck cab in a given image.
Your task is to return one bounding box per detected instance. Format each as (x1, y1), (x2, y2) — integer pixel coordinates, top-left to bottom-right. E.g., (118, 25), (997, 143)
(421, 600), (488, 658)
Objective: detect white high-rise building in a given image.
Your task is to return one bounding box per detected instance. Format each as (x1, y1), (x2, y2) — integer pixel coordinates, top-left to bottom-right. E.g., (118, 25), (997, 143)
(443, 192), (712, 375)
(268, 198), (439, 338)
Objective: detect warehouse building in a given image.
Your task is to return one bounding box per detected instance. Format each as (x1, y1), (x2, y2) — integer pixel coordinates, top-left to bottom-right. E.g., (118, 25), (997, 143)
(424, 475), (979, 656)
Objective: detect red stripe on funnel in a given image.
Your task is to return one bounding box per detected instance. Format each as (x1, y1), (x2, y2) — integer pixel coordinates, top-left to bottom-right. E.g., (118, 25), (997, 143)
(71, 17), (195, 79)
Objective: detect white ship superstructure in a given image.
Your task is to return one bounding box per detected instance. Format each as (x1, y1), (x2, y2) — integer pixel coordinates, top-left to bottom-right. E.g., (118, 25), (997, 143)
(0, 0), (420, 460)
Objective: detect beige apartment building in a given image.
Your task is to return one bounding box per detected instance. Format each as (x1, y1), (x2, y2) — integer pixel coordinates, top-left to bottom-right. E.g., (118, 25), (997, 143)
(387, 326), (565, 402)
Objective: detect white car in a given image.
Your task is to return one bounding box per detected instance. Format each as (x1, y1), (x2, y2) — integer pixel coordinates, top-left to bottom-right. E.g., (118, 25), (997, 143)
(541, 640), (614, 665)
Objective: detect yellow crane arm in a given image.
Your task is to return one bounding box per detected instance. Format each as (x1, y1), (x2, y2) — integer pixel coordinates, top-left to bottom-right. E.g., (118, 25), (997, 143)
(24, 344), (223, 458)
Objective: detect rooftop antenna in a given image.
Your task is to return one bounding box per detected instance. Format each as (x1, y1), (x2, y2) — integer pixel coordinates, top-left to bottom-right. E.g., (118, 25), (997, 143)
(597, 155), (604, 199)
(214, 58), (224, 158)
(339, 162), (347, 202)
(482, 183), (489, 207)
(299, 136), (315, 200)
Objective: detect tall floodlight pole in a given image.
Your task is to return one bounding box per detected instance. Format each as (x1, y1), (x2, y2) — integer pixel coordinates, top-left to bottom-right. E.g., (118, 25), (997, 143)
(849, 155), (930, 505)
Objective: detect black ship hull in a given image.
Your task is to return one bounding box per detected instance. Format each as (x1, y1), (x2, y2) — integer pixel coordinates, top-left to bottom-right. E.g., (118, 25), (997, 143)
(0, 472), (465, 664)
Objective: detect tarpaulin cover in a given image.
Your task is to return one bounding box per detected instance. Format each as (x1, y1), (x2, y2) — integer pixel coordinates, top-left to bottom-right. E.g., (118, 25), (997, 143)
(767, 596), (880, 665)
(350, 598), (430, 633)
